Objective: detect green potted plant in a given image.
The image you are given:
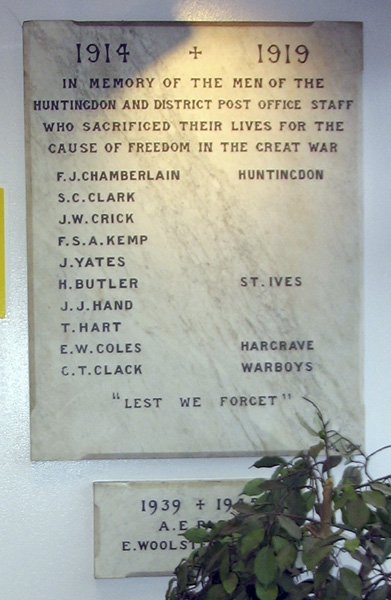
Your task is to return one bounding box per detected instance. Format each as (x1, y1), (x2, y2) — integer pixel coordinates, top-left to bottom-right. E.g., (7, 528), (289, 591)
(166, 399), (391, 600)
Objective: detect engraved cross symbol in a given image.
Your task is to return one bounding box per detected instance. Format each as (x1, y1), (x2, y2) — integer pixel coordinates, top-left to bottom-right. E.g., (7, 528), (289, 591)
(196, 499), (205, 510)
(189, 46), (202, 59)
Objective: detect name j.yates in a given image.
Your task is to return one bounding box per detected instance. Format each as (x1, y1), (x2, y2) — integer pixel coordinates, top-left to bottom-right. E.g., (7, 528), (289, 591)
(61, 364), (142, 376)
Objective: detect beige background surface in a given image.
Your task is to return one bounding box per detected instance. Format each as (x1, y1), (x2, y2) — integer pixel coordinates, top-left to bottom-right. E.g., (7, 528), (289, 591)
(1, 2), (390, 599)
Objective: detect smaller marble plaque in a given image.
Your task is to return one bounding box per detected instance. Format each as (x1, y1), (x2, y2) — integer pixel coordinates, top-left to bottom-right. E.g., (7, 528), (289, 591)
(94, 479), (252, 578)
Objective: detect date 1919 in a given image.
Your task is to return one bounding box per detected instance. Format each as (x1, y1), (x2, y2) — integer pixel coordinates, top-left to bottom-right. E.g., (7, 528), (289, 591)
(258, 44), (309, 64)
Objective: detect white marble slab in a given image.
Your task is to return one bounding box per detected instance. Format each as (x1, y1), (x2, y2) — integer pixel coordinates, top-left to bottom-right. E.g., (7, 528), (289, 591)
(94, 479), (253, 578)
(24, 21), (363, 460)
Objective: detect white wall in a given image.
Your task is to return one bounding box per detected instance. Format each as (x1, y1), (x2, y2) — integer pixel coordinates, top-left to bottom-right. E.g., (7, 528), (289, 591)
(0, 1), (390, 599)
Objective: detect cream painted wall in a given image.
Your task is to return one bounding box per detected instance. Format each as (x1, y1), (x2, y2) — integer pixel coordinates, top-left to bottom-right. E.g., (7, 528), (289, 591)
(0, 1), (390, 599)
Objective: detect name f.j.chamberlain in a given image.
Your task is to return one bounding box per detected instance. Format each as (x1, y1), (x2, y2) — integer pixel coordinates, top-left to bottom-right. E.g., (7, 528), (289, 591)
(57, 169), (181, 182)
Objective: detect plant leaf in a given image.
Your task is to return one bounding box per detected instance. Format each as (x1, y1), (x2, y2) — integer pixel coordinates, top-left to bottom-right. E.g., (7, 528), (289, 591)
(308, 441), (324, 458)
(352, 548), (372, 569)
(219, 547), (230, 581)
(367, 585), (389, 600)
(272, 535), (290, 553)
(277, 515), (302, 540)
(344, 537), (360, 554)
(242, 479), (265, 496)
(303, 545), (333, 570)
(222, 572), (238, 595)
(313, 557), (334, 590)
(368, 541), (387, 561)
(378, 537), (391, 562)
(276, 542), (297, 571)
(341, 466), (362, 486)
(334, 485), (356, 510)
(283, 468), (311, 489)
(183, 528), (211, 543)
(206, 584), (227, 600)
(253, 456), (287, 469)
(258, 479), (286, 491)
(254, 546), (278, 586)
(370, 482), (391, 497)
(205, 544), (229, 574)
(322, 579), (349, 600)
(362, 489), (387, 509)
(276, 572), (296, 593)
(255, 582), (278, 600)
(322, 455), (342, 473)
(344, 497), (371, 530)
(176, 561), (188, 591)
(286, 489), (307, 518)
(303, 490), (317, 511)
(287, 580), (315, 599)
(241, 527), (265, 557)
(340, 567), (362, 597)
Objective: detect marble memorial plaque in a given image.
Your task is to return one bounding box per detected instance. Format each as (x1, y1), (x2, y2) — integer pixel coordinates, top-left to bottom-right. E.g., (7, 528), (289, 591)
(94, 479), (253, 578)
(24, 21), (363, 460)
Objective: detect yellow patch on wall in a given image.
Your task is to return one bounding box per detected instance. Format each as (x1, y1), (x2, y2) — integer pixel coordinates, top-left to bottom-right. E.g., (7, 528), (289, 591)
(0, 189), (5, 318)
